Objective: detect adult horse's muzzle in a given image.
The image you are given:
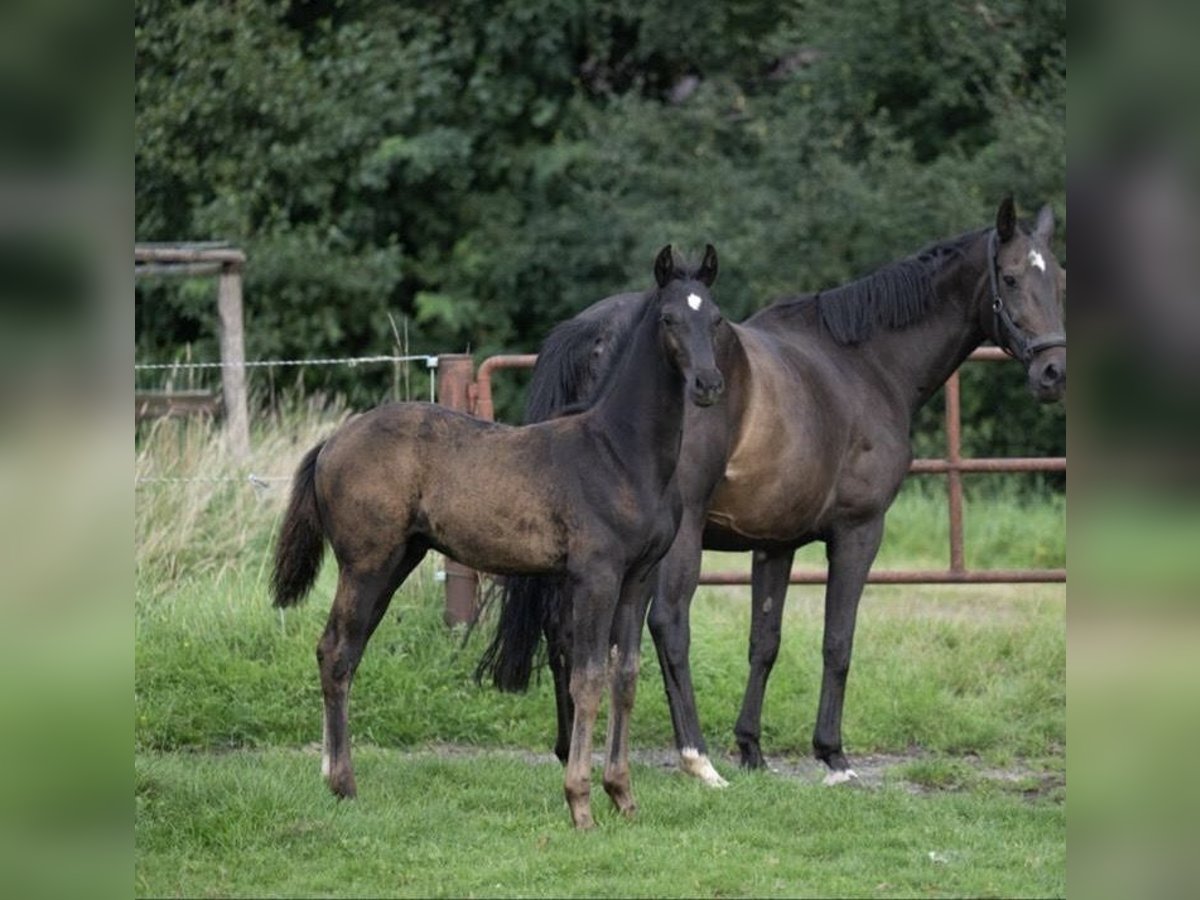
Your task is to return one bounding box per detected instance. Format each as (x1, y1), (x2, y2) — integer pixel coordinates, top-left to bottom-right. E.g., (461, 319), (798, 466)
(1028, 346), (1066, 402)
(690, 369), (725, 407)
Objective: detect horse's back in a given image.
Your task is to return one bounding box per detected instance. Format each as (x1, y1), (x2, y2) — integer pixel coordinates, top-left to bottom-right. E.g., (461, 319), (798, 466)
(313, 403), (603, 576)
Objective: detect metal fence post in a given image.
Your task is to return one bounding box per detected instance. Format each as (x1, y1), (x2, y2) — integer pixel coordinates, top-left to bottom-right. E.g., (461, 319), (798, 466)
(435, 354), (481, 626)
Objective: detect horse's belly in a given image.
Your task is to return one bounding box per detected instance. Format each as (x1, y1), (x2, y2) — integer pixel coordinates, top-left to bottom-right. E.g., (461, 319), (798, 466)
(705, 471), (831, 544)
(426, 484), (568, 576)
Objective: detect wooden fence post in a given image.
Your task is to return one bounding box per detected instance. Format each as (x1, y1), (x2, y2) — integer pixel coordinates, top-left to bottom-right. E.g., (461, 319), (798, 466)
(216, 261), (251, 461)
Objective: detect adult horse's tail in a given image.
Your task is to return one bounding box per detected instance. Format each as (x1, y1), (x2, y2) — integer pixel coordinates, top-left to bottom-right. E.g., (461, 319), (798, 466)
(475, 293), (646, 692)
(272, 441), (327, 608)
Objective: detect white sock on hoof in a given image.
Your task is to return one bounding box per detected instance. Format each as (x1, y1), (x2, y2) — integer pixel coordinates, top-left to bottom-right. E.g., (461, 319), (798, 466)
(680, 747), (730, 788)
(823, 768), (859, 787)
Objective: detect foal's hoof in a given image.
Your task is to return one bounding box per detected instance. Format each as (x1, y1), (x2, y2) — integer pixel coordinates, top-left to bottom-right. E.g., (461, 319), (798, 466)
(571, 811), (596, 830)
(822, 768), (859, 787)
(327, 770), (358, 799)
(604, 786), (638, 819)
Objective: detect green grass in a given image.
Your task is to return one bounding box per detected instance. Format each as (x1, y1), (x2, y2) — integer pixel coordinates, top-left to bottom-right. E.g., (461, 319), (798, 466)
(136, 749), (1064, 898)
(135, 409), (1065, 897)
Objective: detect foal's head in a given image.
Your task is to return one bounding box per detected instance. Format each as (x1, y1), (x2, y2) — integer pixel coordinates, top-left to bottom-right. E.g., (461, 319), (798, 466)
(988, 196), (1067, 402)
(652, 244), (725, 407)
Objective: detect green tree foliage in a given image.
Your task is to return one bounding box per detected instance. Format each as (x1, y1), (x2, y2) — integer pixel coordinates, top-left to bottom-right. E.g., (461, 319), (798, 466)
(136, 0), (1065, 467)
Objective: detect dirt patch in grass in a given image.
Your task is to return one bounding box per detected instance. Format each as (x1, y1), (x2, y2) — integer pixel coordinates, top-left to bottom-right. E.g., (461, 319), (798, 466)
(304, 741), (1064, 801)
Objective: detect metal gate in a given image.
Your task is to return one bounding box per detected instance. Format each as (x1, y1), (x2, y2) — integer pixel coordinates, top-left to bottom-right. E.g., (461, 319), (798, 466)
(435, 348), (1065, 624)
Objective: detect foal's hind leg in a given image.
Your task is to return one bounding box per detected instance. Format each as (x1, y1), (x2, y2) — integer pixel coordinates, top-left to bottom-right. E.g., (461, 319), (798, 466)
(318, 542), (427, 798)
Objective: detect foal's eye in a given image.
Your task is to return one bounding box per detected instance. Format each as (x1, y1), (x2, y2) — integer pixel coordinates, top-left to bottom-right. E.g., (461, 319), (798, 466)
(1003, 274), (1018, 288)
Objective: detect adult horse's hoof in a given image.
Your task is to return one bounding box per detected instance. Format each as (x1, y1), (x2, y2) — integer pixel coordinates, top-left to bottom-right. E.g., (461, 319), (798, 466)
(680, 748), (729, 787)
(737, 741), (767, 771)
(822, 768), (859, 787)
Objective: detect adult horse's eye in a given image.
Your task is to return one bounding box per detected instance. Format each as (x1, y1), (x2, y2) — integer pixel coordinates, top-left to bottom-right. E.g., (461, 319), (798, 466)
(1003, 274), (1018, 288)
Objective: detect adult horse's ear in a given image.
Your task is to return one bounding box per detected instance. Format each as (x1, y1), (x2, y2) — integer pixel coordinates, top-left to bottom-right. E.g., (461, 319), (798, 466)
(1034, 204), (1055, 242)
(996, 194), (1017, 243)
(697, 243), (719, 286)
(654, 244), (675, 288)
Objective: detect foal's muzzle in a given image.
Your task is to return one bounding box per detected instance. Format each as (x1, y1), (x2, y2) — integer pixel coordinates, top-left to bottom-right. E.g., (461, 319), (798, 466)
(690, 369), (725, 407)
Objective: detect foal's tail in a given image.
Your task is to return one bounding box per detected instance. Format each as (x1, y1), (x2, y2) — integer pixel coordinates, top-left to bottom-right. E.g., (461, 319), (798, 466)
(474, 574), (565, 692)
(271, 441), (327, 608)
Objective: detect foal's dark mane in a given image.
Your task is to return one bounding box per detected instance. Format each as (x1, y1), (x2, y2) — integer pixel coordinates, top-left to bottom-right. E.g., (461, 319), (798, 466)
(523, 262), (706, 423)
(774, 228), (984, 345)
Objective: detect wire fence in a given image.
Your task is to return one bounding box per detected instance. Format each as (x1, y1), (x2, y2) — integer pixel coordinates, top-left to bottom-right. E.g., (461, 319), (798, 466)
(134, 352), (442, 488)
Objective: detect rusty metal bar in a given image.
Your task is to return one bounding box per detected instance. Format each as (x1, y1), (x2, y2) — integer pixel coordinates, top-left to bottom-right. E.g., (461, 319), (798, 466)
(946, 372), (966, 573)
(436, 354), (482, 626)
(472, 354), (538, 421)
(909, 457), (1066, 473)
(701, 568), (1066, 585)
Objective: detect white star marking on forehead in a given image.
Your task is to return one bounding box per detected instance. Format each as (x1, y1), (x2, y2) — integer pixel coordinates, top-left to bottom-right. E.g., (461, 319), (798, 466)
(1028, 249), (1046, 272)
(687, 293), (704, 311)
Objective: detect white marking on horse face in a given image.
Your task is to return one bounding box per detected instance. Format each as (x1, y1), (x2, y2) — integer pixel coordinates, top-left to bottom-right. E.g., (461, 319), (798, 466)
(1028, 249), (1046, 272)
(679, 747), (730, 787)
(687, 293), (704, 311)
(822, 768), (859, 787)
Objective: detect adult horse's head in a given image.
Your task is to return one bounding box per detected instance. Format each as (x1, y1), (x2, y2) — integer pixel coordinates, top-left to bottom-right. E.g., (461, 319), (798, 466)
(987, 196), (1067, 402)
(652, 243), (725, 407)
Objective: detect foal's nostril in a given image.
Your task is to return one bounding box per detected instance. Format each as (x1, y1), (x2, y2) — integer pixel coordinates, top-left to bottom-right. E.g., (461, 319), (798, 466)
(1041, 362), (1063, 386)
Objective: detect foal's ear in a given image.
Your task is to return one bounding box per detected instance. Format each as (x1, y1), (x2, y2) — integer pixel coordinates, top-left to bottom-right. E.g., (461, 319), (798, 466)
(654, 244), (675, 288)
(996, 194), (1017, 243)
(697, 243), (719, 286)
(1034, 203), (1056, 242)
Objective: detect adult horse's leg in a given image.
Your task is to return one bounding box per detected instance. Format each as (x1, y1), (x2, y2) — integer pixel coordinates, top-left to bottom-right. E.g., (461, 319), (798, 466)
(544, 610), (574, 765)
(602, 574), (654, 817)
(318, 542), (427, 798)
(563, 573), (619, 829)
(733, 547), (797, 769)
(646, 512), (728, 786)
(813, 517), (884, 784)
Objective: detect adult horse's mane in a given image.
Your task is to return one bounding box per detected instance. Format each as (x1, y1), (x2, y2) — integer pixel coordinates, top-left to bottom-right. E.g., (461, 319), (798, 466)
(523, 312), (631, 423)
(776, 229), (983, 345)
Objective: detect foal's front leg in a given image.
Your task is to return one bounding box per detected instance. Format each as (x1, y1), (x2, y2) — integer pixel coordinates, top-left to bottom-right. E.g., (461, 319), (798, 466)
(602, 575), (655, 817)
(563, 576), (618, 829)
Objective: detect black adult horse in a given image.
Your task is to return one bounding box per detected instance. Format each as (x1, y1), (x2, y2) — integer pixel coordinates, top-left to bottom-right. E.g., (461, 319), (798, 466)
(272, 246), (725, 828)
(479, 197), (1066, 787)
